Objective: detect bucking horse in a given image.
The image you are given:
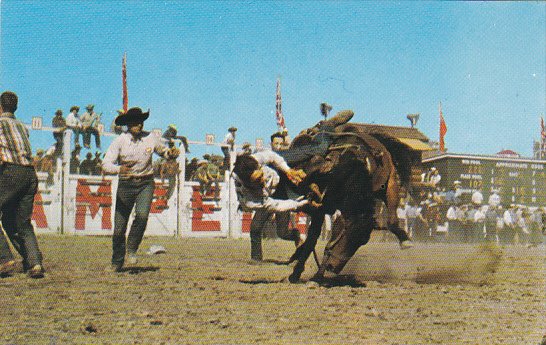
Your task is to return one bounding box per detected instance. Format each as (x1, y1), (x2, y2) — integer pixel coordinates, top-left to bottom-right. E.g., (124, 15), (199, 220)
(280, 110), (413, 283)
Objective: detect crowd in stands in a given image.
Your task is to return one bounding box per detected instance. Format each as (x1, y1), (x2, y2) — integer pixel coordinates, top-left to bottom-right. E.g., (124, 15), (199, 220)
(396, 168), (545, 246)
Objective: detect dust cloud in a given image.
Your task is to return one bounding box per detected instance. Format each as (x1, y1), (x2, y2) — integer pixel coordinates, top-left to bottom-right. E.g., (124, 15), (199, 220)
(343, 242), (503, 285)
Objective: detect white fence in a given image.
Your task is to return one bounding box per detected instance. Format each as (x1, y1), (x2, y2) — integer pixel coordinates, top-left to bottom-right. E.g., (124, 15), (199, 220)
(31, 130), (309, 238)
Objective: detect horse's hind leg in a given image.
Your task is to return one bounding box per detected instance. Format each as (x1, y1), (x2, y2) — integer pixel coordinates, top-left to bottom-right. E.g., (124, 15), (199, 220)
(385, 170), (413, 249)
(288, 214), (324, 283)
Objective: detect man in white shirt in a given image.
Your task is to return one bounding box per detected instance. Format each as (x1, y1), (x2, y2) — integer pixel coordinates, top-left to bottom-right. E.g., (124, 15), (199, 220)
(65, 106), (82, 145)
(233, 151), (312, 262)
(221, 126), (237, 170)
(102, 107), (179, 272)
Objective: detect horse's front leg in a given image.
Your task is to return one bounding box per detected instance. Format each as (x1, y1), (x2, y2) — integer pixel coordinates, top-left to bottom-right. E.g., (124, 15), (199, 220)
(288, 213), (324, 283)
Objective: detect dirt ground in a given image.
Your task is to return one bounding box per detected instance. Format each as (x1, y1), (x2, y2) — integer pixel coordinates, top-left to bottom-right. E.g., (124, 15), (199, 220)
(0, 234), (544, 345)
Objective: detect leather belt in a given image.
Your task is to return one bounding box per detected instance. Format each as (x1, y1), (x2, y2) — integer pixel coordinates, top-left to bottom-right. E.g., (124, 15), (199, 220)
(120, 174), (153, 183)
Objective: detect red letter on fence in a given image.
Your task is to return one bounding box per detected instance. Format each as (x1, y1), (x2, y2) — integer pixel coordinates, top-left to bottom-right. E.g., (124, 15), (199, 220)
(75, 179), (112, 230)
(32, 191), (48, 228)
(191, 186), (221, 231)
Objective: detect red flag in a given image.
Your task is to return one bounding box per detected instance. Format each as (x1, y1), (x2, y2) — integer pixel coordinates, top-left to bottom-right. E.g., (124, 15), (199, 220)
(540, 116), (546, 155)
(122, 53), (128, 112)
(439, 102), (447, 152)
(540, 117), (546, 143)
(275, 78), (286, 132)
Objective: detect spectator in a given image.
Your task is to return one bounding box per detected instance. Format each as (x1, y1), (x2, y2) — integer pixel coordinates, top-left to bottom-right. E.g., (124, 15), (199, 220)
(488, 188), (501, 207)
(484, 205), (500, 243)
(185, 157), (198, 181)
(221, 126), (237, 170)
(501, 204), (517, 245)
(160, 156), (180, 200)
(162, 124), (189, 153)
(32, 149), (45, 171)
(445, 180), (462, 204)
(446, 201), (463, 242)
(65, 106), (82, 145)
(52, 109), (66, 147)
(421, 167), (441, 187)
(110, 110), (125, 135)
(241, 142), (252, 155)
(81, 104), (101, 149)
(93, 151), (103, 175)
(527, 208), (543, 247)
(69, 144), (81, 174)
(79, 152), (95, 175)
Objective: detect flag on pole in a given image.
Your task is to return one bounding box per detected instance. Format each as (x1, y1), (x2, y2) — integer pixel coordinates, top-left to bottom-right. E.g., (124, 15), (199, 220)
(540, 116), (546, 156)
(439, 102), (447, 152)
(122, 52), (128, 112)
(275, 78), (286, 132)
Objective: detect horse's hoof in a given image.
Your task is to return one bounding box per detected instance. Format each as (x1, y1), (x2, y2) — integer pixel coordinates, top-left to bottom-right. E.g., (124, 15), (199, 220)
(400, 240), (414, 250)
(288, 273), (300, 284)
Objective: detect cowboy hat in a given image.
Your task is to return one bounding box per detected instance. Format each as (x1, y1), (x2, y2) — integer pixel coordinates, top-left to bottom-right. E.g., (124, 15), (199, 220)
(86, 104), (94, 110)
(70, 106), (80, 112)
(55, 109), (63, 115)
(115, 107), (149, 126)
(228, 126), (237, 132)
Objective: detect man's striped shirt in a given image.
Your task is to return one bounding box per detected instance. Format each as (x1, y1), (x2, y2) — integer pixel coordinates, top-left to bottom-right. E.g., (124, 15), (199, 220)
(0, 112), (34, 166)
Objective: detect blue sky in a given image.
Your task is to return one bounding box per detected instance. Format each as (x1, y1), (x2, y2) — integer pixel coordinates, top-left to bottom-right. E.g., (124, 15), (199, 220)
(1, 1), (544, 158)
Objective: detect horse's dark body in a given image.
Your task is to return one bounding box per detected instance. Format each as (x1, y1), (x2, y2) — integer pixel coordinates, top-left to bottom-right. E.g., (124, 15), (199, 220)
(287, 122), (411, 283)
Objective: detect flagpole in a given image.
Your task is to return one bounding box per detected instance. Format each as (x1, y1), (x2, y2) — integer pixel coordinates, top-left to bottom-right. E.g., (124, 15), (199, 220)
(122, 52), (128, 112)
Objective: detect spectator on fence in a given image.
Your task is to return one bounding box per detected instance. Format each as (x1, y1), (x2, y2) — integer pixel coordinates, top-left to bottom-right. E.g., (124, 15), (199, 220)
(193, 159), (221, 200)
(221, 126), (237, 170)
(102, 107), (179, 272)
(32, 149), (45, 172)
(160, 156), (180, 200)
(162, 124), (189, 153)
(65, 106), (82, 145)
(40, 151), (55, 186)
(185, 157), (198, 181)
(110, 110), (125, 135)
(81, 104), (101, 149)
(241, 142), (252, 155)
(0, 90), (45, 278)
(69, 144), (81, 174)
(79, 152), (95, 175)
(93, 151), (103, 175)
(52, 109), (66, 147)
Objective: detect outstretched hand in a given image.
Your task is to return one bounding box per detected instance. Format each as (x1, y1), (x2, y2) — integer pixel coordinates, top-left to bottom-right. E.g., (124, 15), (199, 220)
(286, 169), (306, 185)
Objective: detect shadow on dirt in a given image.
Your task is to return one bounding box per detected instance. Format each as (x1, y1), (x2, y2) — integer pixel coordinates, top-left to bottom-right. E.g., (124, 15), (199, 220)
(124, 266), (160, 274)
(318, 275), (367, 288)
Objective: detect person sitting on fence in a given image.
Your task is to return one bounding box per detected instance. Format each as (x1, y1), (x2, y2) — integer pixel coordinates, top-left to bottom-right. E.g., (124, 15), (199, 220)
(32, 149), (45, 171)
(81, 104), (101, 149)
(52, 109), (66, 147)
(221, 126), (237, 169)
(65, 106), (82, 145)
(162, 124), (189, 153)
(193, 159), (221, 200)
(160, 156), (180, 200)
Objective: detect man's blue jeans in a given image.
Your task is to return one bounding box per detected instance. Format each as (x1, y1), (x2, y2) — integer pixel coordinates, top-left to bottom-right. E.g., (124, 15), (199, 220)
(0, 164), (43, 268)
(112, 177), (154, 266)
